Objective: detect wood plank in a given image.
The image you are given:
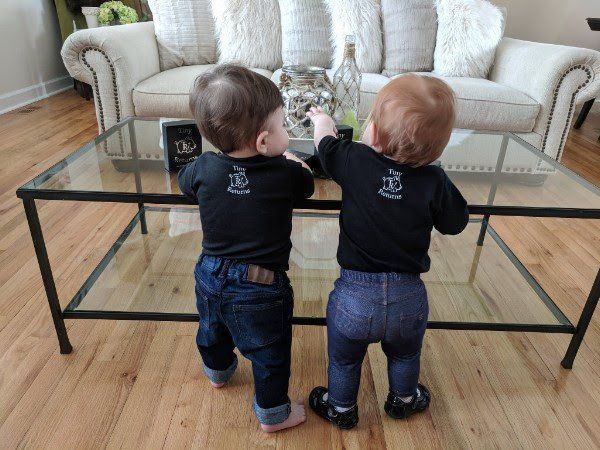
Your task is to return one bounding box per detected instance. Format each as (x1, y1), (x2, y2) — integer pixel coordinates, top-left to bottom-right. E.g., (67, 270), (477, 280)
(0, 91), (599, 448)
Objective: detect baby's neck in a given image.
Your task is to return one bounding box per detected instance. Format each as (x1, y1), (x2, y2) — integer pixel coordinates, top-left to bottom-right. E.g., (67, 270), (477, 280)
(226, 147), (260, 158)
(370, 145), (404, 164)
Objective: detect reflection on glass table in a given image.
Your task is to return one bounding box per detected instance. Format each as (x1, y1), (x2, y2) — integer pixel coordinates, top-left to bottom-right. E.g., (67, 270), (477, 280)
(19, 118), (600, 215)
(66, 208), (569, 330)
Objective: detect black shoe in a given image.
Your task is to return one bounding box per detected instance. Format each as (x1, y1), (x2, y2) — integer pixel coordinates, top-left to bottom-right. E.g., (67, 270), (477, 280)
(384, 383), (430, 419)
(309, 386), (359, 429)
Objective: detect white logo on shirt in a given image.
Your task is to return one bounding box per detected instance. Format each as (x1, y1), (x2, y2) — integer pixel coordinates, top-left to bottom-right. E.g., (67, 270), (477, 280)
(227, 166), (250, 195)
(378, 169), (403, 199)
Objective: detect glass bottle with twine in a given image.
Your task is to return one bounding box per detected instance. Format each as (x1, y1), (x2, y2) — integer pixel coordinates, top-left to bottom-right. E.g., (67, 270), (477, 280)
(333, 34), (362, 139)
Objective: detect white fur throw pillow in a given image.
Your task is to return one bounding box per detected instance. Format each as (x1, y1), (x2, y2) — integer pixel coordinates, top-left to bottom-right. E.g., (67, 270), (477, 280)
(324, 0), (383, 73)
(148, 0), (216, 70)
(211, 0), (283, 71)
(381, 0), (437, 76)
(433, 0), (504, 78)
(279, 0), (332, 68)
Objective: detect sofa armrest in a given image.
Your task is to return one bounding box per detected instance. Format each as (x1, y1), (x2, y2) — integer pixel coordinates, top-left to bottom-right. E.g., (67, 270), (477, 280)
(489, 37), (600, 160)
(61, 22), (160, 133)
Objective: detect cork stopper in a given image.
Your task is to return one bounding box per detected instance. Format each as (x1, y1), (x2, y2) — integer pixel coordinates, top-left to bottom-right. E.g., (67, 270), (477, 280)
(343, 34), (356, 59)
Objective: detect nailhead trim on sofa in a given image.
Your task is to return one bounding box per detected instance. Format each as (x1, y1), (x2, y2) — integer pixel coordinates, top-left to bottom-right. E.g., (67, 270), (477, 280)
(541, 64), (592, 160)
(81, 47), (121, 132)
(441, 164), (554, 174)
(81, 47), (128, 158)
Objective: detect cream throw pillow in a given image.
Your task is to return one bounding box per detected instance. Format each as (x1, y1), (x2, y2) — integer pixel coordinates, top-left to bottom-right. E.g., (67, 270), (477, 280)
(433, 0), (504, 78)
(211, 0), (283, 71)
(147, 0), (216, 70)
(278, 0), (332, 68)
(324, 0), (383, 73)
(381, 0), (437, 76)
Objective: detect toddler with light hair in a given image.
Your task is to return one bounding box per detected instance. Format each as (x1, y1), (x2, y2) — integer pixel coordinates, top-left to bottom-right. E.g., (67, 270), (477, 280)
(306, 74), (469, 429)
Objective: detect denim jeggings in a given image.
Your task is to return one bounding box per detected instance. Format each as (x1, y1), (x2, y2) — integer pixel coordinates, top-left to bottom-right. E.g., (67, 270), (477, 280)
(327, 269), (429, 408)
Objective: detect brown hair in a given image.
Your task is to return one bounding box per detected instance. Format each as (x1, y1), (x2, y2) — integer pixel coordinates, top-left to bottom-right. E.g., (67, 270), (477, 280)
(369, 74), (456, 167)
(189, 64), (284, 153)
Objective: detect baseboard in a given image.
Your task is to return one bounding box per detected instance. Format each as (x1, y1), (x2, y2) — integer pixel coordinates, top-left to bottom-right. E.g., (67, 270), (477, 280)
(0, 76), (73, 115)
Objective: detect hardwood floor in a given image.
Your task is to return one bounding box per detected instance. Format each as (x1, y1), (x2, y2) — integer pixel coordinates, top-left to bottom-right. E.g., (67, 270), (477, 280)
(0, 90), (599, 448)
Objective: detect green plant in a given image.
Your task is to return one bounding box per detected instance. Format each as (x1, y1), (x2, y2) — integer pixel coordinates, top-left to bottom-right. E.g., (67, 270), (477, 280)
(97, 1), (138, 25)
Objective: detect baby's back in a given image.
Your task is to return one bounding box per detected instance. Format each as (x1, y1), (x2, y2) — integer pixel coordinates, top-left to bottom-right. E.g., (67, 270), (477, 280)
(178, 152), (313, 271)
(318, 136), (469, 274)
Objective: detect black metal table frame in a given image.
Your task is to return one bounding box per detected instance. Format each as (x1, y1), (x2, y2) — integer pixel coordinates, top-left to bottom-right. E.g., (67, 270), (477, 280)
(16, 120), (600, 369)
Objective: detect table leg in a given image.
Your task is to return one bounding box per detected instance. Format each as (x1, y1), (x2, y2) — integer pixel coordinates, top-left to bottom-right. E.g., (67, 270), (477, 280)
(128, 120), (147, 234)
(469, 135), (509, 280)
(477, 215), (490, 246)
(477, 135), (509, 244)
(138, 204), (148, 234)
(574, 98), (595, 129)
(22, 198), (73, 354)
(468, 216), (488, 282)
(561, 268), (600, 369)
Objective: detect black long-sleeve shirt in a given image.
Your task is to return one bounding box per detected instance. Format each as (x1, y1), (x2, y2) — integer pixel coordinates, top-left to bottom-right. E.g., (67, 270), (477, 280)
(318, 136), (469, 273)
(178, 152), (314, 271)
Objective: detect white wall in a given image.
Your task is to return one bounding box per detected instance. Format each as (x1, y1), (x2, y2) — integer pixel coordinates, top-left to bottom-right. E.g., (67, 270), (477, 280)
(0, 0), (71, 114)
(494, 0), (600, 50)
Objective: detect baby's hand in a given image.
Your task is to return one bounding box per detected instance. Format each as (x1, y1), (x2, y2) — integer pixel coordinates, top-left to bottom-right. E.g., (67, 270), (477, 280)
(284, 150), (311, 171)
(283, 150), (302, 163)
(306, 106), (337, 147)
(306, 106), (336, 132)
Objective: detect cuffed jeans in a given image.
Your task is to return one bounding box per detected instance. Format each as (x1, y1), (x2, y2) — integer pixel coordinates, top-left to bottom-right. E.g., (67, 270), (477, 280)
(195, 255), (294, 425)
(327, 269), (429, 408)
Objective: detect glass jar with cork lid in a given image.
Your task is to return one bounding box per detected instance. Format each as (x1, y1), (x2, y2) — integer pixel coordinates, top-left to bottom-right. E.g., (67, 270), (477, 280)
(278, 65), (336, 138)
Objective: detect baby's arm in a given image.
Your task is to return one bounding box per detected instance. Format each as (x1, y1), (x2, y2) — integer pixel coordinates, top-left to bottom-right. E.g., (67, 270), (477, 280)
(177, 158), (201, 203)
(283, 150), (311, 171)
(306, 106), (336, 148)
(286, 157), (315, 200)
(306, 106), (353, 185)
(433, 172), (469, 235)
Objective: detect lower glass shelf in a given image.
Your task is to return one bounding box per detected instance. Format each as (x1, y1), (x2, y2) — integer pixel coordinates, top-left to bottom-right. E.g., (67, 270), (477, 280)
(64, 207), (574, 333)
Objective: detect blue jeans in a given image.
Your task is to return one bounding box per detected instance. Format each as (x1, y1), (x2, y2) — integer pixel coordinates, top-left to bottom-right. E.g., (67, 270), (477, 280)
(195, 255), (294, 425)
(327, 269), (429, 408)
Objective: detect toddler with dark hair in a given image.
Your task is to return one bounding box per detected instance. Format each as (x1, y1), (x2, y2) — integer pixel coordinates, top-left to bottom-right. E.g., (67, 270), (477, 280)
(306, 74), (469, 428)
(178, 64), (313, 432)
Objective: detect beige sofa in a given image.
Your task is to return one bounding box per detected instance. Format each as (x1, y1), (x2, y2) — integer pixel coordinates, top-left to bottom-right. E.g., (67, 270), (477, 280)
(62, 21), (599, 163)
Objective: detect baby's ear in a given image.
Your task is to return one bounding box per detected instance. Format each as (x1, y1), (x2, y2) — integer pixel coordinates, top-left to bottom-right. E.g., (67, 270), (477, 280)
(256, 130), (270, 155)
(367, 123), (383, 153)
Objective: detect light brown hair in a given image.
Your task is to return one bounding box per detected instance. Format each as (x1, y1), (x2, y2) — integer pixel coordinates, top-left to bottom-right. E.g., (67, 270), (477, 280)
(369, 74), (456, 167)
(189, 64), (284, 153)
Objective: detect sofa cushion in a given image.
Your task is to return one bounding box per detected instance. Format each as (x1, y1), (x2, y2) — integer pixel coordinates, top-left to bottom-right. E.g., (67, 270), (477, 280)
(147, 0), (216, 70)
(325, 0), (383, 73)
(381, 0), (437, 76)
(271, 69), (390, 120)
(133, 65), (274, 118)
(279, 0), (332, 68)
(211, 0), (282, 71)
(392, 74), (540, 132)
(434, 0), (504, 78)
(135, 66), (540, 134)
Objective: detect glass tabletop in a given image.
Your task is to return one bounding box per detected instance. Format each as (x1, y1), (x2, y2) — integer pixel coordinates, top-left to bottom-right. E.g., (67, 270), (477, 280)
(19, 118), (600, 216)
(65, 207), (570, 329)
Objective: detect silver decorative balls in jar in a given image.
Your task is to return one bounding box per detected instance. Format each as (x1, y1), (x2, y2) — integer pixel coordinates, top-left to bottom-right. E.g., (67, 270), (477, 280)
(278, 65), (336, 138)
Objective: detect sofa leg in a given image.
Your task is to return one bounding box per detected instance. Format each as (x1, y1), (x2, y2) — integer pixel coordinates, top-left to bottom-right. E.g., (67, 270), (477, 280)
(574, 98), (595, 129)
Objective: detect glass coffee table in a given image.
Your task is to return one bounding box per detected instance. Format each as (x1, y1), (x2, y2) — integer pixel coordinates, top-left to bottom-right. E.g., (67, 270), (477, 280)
(16, 118), (600, 369)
